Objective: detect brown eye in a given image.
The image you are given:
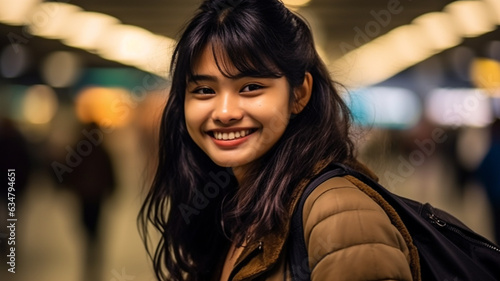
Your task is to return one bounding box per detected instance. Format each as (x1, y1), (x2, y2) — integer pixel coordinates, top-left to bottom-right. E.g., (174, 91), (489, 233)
(192, 87), (215, 95)
(241, 84), (263, 92)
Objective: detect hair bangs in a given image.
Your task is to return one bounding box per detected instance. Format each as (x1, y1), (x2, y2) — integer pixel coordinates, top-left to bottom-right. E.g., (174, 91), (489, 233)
(183, 4), (284, 83)
(209, 29), (283, 79)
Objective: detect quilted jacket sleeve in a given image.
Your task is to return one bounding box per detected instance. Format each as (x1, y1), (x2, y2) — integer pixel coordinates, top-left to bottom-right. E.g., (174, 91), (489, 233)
(302, 176), (413, 281)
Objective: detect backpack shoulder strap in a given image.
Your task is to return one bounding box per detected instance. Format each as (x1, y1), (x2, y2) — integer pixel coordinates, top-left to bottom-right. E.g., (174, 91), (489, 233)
(288, 167), (346, 280)
(288, 163), (421, 281)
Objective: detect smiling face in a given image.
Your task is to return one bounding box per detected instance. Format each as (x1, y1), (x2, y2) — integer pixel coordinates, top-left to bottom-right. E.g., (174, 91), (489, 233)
(184, 47), (293, 180)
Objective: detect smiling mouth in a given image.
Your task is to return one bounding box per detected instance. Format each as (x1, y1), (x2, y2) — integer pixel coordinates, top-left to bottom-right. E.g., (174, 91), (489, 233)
(208, 129), (257, 140)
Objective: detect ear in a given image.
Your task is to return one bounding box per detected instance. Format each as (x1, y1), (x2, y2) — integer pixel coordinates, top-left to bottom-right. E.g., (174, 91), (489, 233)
(292, 72), (313, 114)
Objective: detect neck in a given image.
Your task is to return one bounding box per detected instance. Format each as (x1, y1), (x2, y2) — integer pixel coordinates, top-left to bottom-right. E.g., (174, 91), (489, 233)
(232, 167), (245, 184)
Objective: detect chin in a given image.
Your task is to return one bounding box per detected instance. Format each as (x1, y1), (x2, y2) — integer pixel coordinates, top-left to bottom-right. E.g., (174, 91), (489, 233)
(212, 158), (248, 168)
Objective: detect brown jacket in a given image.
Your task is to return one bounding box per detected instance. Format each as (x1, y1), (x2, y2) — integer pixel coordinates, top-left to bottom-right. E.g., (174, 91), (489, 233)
(222, 169), (421, 281)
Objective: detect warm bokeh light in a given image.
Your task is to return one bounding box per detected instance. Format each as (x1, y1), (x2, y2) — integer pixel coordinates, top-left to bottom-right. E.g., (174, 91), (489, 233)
(96, 25), (158, 66)
(61, 12), (120, 50)
(75, 87), (133, 128)
(0, 0), (176, 77)
(26, 2), (82, 39)
(470, 58), (500, 96)
(412, 12), (462, 51)
(134, 35), (176, 78)
(334, 25), (437, 87)
(385, 25), (434, 66)
(483, 0), (500, 24)
(334, 1), (499, 88)
(90, 25), (175, 78)
(445, 0), (496, 37)
(22, 84), (58, 124)
(0, 0), (41, 25)
(41, 51), (82, 88)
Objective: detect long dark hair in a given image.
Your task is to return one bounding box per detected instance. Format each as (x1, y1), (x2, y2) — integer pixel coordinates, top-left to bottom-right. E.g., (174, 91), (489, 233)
(138, 0), (357, 280)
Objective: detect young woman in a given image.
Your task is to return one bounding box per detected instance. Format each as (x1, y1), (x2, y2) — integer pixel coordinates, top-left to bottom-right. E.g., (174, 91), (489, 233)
(139, 0), (420, 280)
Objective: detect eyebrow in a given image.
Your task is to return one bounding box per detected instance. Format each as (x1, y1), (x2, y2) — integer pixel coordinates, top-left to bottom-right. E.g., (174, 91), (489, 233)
(188, 74), (217, 83)
(188, 73), (255, 83)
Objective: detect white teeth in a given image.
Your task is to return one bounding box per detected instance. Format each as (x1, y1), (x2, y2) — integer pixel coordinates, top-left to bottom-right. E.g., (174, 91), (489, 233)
(213, 130), (252, 140)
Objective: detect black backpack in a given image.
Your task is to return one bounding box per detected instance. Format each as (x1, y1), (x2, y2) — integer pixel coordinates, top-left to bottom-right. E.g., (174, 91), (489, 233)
(289, 163), (500, 281)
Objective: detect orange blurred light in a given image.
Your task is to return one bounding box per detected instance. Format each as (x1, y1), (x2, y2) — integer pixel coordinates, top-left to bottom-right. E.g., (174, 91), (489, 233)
(470, 58), (500, 96)
(75, 87), (133, 128)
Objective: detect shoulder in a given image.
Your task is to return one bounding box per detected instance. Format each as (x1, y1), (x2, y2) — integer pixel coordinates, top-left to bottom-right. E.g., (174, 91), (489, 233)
(302, 176), (390, 239)
(301, 176), (413, 281)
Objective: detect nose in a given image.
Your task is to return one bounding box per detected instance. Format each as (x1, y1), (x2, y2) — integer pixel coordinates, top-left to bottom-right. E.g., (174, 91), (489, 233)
(212, 91), (243, 124)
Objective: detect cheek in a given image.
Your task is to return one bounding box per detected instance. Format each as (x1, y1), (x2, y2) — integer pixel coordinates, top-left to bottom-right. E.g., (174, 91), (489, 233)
(255, 103), (291, 139)
(184, 101), (202, 134)
(267, 108), (290, 134)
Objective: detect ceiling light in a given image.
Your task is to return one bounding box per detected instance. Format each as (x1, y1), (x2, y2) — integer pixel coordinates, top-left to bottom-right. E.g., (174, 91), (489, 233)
(412, 12), (462, 51)
(135, 35), (176, 78)
(482, 0), (500, 24)
(26, 2), (82, 39)
(0, 0), (41, 25)
(444, 0), (496, 37)
(383, 25), (435, 66)
(95, 24), (157, 65)
(334, 24), (437, 88)
(61, 12), (120, 51)
(333, 37), (404, 87)
(333, 0), (500, 88)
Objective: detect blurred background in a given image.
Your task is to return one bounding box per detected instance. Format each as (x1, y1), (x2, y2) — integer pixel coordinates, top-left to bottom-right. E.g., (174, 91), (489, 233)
(0, 0), (500, 280)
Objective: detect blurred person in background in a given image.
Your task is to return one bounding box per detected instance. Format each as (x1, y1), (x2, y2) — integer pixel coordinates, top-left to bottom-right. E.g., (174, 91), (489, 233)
(61, 121), (117, 281)
(475, 118), (500, 244)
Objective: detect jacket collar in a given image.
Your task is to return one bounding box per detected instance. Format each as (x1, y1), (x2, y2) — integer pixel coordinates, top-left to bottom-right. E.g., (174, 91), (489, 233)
(230, 160), (331, 281)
